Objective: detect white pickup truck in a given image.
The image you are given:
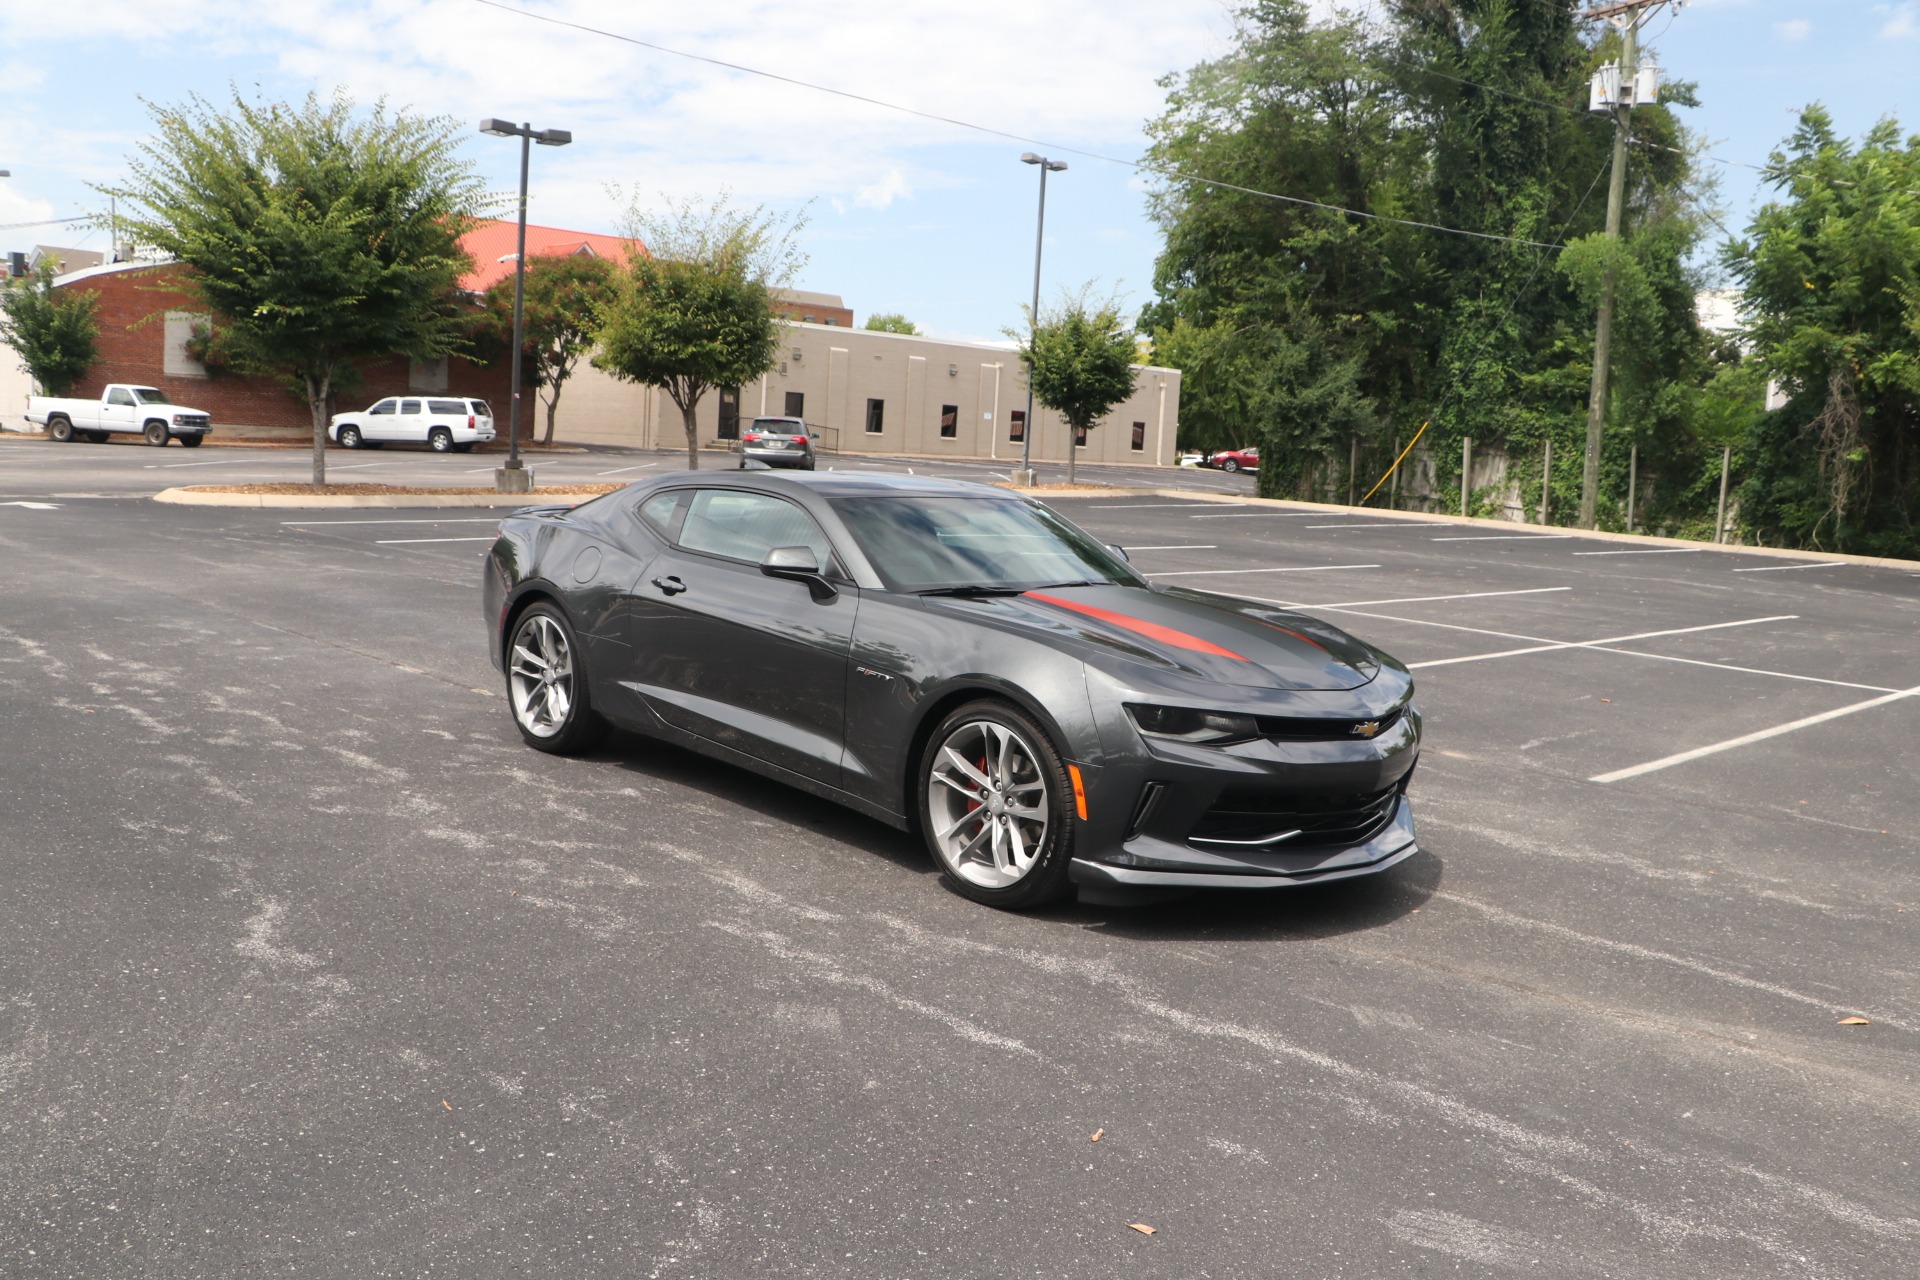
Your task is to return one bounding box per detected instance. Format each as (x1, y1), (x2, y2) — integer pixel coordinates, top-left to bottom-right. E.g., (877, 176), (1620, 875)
(27, 384), (214, 447)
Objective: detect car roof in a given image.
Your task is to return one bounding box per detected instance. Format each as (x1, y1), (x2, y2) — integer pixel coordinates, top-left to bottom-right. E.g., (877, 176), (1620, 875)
(632, 468), (1009, 500)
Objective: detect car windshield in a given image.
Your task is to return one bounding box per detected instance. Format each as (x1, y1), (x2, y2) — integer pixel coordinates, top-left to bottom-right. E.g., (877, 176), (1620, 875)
(131, 388), (173, 405)
(828, 495), (1136, 592)
(750, 419), (804, 435)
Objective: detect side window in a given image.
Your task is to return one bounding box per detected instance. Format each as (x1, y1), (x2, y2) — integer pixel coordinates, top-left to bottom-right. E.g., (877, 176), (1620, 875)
(865, 398), (884, 434)
(939, 405), (958, 439)
(399, 399), (422, 415)
(108, 387), (136, 406)
(783, 390), (805, 419)
(368, 399), (396, 416)
(428, 399), (466, 415)
(679, 490), (832, 567)
(637, 490), (690, 541)
(1009, 409), (1026, 442)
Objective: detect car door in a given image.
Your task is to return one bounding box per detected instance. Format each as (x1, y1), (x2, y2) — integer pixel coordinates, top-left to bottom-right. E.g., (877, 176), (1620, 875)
(100, 387), (138, 432)
(625, 487), (857, 788)
(394, 399), (425, 444)
(362, 398), (399, 440)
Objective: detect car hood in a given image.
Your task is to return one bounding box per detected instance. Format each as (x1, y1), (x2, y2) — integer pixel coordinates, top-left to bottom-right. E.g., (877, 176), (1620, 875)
(947, 582), (1383, 691)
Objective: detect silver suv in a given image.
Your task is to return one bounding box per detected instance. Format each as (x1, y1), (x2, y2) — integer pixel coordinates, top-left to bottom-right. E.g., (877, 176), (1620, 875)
(739, 416), (818, 470)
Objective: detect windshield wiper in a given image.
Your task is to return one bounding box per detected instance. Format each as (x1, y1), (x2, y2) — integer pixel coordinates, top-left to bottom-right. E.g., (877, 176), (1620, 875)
(915, 584), (1030, 597)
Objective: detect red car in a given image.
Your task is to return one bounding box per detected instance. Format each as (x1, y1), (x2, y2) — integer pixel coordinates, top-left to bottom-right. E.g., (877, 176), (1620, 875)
(1207, 446), (1260, 473)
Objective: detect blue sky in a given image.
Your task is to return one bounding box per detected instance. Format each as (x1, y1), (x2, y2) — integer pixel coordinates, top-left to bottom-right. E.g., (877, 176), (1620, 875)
(1, 1), (1914, 344)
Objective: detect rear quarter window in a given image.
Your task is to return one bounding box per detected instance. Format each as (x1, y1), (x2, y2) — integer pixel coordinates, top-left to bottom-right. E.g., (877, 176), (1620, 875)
(429, 399), (466, 414)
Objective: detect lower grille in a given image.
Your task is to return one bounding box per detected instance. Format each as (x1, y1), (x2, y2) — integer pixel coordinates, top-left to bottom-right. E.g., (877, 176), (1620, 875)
(1189, 784), (1400, 849)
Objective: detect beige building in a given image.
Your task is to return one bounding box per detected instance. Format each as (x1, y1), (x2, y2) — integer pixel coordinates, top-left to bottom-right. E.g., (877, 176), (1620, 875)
(551, 321), (1181, 467)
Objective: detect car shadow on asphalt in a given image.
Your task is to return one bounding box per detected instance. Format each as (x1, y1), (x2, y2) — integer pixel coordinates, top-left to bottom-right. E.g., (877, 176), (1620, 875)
(596, 732), (1439, 941)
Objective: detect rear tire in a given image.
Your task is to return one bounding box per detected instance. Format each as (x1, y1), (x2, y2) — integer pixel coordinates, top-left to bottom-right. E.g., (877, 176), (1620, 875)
(144, 420), (171, 447)
(1222, 458), (1241, 473)
(337, 424), (363, 449)
(178, 434), (204, 448)
(505, 603), (608, 754)
(48, 415), (73, 443)
(428, 427), (454, 453)
(918, 699), (1076, 909)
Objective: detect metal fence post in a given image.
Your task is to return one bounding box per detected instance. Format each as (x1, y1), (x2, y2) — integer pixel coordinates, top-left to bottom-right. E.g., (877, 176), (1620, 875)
(1539, 439), (1552, 524)
(1389, 437), (1400, 510)
(1716, 445), (1732, 544)
(1460, 437), (1472, 517)
(1626, 442), (1637, 533)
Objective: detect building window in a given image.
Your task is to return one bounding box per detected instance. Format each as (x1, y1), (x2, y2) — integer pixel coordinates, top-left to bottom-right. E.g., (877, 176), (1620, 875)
(939, 405), (958, 439)
(1074, 424), (1088, 448)
(1009, 409), (1026, 443)
(1131, 421), (1146, 451)
(784, 391), (805, 419)
(717, 387), (740, 440)
(866, 398), (885, 434)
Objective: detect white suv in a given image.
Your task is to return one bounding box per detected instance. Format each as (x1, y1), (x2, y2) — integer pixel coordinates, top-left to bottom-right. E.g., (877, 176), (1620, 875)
(329, 396), (497, 453)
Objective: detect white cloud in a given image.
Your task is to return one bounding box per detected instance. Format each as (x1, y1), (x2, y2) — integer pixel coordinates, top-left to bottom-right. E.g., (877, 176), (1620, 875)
(854, 169), (912, 210)
(1882, 3), (1919, 38)
(1774, 18), (1811, 42)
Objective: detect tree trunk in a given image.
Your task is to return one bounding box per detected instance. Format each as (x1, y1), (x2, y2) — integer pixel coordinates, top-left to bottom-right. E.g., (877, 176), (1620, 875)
(543, 387), (560, 446)
(305, 368), (331, 487)
(682, 400), (700, 470)
(1068, 422), (1078, 487)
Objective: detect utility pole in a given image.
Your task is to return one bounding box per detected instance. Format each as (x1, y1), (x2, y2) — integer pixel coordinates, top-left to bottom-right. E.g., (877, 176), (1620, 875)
(1577, 0), (1675, 529)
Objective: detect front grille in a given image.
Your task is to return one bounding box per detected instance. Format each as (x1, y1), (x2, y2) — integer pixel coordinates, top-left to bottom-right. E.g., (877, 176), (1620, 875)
(175, 414), (211, 428)
(1189, 784), (1400, 849)
(1255, 705), (1402, 742)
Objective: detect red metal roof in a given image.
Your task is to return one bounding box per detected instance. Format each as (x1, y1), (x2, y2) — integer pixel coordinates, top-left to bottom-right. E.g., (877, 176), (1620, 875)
(458, 218), (643, 292)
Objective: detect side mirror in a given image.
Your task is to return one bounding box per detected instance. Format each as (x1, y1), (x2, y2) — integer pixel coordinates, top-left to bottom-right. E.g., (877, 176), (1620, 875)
(1108, 544), (1131, 563)
(761, 545), (837, 601)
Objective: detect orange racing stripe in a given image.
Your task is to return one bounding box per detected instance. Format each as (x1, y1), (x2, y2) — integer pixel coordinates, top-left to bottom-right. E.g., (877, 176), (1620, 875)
(1023, 592), (1251, 661)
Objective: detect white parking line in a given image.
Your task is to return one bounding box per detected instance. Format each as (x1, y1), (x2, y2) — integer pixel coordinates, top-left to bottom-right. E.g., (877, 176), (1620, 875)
(151, 458), (267, 469)
(1290, 587), (1572, 609)
(374, 536), (497, 545)
(1191, 511), (1323, 519)
(1303, 521), (1450, 530)
(1088, 502), (1247, 510)
(1430, 534), (1579, 542)
(1147, 564), (1381, 577)
(1571, 547), (1703, 557)
(1406, 616), (1798, 670)
(1590, 685), (1920, 784)
(283, 518), (503, 526)
(1127, 545), (1219, 551)
(595, 463), (660, 476)
(1731, 561), (1846, 573)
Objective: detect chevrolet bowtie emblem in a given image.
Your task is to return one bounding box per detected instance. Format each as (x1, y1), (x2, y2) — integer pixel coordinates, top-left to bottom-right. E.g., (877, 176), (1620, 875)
(1350, 720), (1381, 738)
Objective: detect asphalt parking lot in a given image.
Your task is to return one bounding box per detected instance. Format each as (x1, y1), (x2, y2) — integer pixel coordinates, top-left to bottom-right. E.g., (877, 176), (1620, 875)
(2, 468), (1916, 1277)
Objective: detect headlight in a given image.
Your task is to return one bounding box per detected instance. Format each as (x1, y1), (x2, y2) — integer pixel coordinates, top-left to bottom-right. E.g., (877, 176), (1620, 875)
(1127, 704), (1259, 744)
(173, 414), (186, 424)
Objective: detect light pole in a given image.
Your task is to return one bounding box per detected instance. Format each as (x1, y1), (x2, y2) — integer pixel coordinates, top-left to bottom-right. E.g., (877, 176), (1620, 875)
(479, 118), (572, 494)
(1013, 152), (1066, 488)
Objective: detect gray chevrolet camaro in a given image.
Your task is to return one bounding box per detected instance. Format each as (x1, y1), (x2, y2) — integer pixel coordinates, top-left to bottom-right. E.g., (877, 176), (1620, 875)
(484, 471), (1421, 909)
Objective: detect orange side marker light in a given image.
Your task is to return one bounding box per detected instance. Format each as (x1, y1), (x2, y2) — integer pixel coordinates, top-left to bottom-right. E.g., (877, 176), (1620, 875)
(1067, 765), (1088, 821)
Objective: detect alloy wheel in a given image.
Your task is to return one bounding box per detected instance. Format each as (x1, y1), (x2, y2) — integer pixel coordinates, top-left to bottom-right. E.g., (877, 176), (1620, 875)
(508, 613), (575, 738)
(926, 718), (1051, 889)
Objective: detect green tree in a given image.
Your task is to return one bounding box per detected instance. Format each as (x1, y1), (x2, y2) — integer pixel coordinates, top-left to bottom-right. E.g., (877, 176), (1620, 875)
(108, 90), (486, 484)
(863, 312), (919, 334)
(1727, 107), (1920, 554)
(0, 262), (99, 396)
(594, 194), (805, 470)
(483, 253), (621, 445)
(1013, 289), (1137, 485)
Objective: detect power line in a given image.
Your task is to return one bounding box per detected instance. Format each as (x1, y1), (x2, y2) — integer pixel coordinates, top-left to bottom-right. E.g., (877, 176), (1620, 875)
(464, 0), (1566, 251)
(0, 216), (91, 233)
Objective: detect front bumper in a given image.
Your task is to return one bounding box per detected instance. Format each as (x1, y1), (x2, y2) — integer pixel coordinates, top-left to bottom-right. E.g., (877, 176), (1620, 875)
(1069, 792), (1418, 891)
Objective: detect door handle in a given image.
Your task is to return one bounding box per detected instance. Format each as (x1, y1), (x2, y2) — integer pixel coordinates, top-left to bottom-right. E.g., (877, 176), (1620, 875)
(652, 575), (687, 596)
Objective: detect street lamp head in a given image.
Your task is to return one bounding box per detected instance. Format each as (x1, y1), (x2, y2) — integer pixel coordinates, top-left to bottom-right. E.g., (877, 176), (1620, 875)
(1020, 152), (1042, 165)
(478, 118), (520, 137)
(534, 128), (572, 147)
(1046, 160), (1068, 172)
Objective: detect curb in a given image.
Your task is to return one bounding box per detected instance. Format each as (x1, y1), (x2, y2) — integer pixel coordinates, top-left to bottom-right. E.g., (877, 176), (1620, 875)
(1097, 488), (1920, 573)
(153, 488), (598, 510)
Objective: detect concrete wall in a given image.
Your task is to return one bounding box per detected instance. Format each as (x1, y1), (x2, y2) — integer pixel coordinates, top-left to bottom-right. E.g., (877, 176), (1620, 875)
(552, 322), (1182, 468)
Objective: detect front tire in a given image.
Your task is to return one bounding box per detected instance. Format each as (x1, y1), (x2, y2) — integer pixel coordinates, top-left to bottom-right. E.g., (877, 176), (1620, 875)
(428, 427), (454, 453)
(1222, 458), (1241, 473)
(919, 699), (1075, 909)
(48, 415), (73, 442)
(505, 603), (607, 754)
(337, 424), (363, 449)
(144, 420), (171, 447)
